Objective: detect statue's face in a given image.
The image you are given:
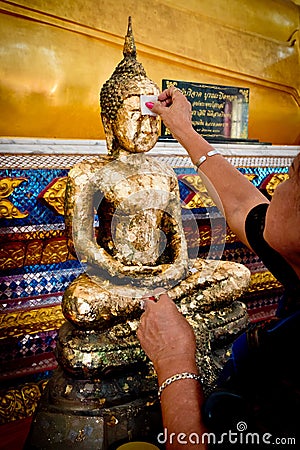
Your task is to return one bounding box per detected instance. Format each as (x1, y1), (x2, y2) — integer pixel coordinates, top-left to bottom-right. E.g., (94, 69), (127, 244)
(113, 87), (160, 153)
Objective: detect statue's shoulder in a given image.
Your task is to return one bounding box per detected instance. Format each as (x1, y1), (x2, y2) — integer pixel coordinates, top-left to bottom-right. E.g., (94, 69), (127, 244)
(68, 156), (113, 180)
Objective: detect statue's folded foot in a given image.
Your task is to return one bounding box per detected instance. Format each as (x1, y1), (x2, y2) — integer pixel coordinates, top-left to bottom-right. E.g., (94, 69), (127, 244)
(185, 301), (249, 395)
(56, 319), (145, 378)
(171, 259), (251, 395)
(170, 259), (251, 313)
(62, 273), (142, 331)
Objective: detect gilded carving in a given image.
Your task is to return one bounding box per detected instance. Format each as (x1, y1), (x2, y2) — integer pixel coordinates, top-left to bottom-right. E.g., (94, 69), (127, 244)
(38, 177), (68, 215)
(181, 174), (215, 208)
(0, 236), (73, 270)
(184, 224), (238, 249)
(58, 18), (250, 391)
(0, 387), (26, 423)
(40, 237), (69, 264)
(0, 306), (65, 339)
(0, 381), (46, 424)
(181, 173), (257, 209)
(24, 240), (43, 266)
(0, 241), (26, 269)
(0, 177), (28, 219)
(248, 271), (282, 292)
(263, 173), (289, 197)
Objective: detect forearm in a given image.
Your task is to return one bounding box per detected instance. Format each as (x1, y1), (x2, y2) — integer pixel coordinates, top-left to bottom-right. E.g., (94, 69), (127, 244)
(137, 294), (208, 448)
(156, 357), (207, 450)
(175, 127), (269, 247)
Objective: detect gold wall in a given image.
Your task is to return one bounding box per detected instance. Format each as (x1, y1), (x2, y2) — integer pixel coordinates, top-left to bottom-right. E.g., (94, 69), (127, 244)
(0, 0), (299, 144)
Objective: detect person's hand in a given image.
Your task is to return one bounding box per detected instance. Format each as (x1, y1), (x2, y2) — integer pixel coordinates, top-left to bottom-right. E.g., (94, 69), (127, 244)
(137, 291), (197, 377)
(146, 86), (194, 142)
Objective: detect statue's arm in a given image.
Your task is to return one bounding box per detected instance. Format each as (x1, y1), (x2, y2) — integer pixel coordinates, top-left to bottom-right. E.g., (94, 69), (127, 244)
(64, 165), (123, 277)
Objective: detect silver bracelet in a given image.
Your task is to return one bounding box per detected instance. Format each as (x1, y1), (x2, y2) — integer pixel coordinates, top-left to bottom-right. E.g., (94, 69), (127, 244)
(194, 149), (221, 170)
(158, 372), (201, 400)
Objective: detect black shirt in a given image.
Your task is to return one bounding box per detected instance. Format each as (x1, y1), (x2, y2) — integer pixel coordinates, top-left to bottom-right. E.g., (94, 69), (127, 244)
(245, 203), (300, 317)
(203, 204), (300, 448)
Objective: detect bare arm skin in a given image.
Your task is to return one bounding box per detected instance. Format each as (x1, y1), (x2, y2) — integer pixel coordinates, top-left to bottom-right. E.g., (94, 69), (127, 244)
(137, 294), (207, 449)
(150, 86), (269, 249)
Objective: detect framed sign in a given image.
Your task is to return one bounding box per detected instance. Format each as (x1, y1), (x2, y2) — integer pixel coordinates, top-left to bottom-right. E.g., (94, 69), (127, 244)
(161, 79), (250, 140)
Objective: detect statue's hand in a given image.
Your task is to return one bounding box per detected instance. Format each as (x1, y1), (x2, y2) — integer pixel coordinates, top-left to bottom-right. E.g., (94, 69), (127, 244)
(119, 264), (167, 277)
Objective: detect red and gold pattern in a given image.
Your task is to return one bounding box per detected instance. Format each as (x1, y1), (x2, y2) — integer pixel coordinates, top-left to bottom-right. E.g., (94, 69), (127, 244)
(0, 235), (74, 271)
(180, 173), (258, 209)
(248, 271), (282, 292)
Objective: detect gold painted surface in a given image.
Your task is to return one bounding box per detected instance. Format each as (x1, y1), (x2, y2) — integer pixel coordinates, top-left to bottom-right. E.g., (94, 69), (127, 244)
(0, 381), (47, 424)
(0, 177), (28, 219)
(181, 173), (258, 209)
(264, 173), (290, 197)
(0, 241), (25, 269)
(24, 240), (43, 266)
(0, 0), (299, 143)
(38, 177), (68, 215)
(0, 306), (64, 339)
(40, 238), (69, 264)
(248, 271), (282, 292)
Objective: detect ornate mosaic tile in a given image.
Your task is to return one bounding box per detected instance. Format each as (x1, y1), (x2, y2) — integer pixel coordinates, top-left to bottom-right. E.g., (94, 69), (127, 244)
(0, 145), (297, 424)
(0, 267), (82, 301)
(0, 330), (58, 363)
(0, 293), (63, 313)
(0, 169), (68, 227)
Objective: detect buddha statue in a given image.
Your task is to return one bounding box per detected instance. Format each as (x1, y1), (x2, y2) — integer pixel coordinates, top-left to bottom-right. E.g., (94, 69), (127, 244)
(62, 24), (189, 333)
(62, 18), (250, 346)
(57, 17), (251, 390)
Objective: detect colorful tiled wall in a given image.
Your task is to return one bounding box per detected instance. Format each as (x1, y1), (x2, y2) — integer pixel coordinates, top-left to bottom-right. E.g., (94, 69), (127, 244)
(0, 150), (295, 423)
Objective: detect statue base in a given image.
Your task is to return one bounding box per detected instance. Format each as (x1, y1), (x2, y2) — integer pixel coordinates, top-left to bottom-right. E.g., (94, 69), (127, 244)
(25, 368), (162, 450)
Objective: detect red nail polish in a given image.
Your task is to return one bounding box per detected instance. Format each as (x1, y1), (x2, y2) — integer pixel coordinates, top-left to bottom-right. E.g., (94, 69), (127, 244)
(145, 102), (154, 109)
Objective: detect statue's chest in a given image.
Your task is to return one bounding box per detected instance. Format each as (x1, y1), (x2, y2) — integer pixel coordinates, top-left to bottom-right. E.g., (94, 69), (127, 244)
(101, 172), (171, 214)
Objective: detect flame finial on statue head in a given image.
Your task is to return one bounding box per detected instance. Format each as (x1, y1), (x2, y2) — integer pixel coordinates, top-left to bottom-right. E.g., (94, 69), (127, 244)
(123, 16), (136, 58)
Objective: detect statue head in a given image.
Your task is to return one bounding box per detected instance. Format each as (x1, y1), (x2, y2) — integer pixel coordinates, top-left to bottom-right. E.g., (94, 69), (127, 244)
(100, 17), (160, 156)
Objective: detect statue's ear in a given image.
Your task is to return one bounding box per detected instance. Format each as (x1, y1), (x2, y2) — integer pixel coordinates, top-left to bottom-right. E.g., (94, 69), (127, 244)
(101, 114), (116, 153)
